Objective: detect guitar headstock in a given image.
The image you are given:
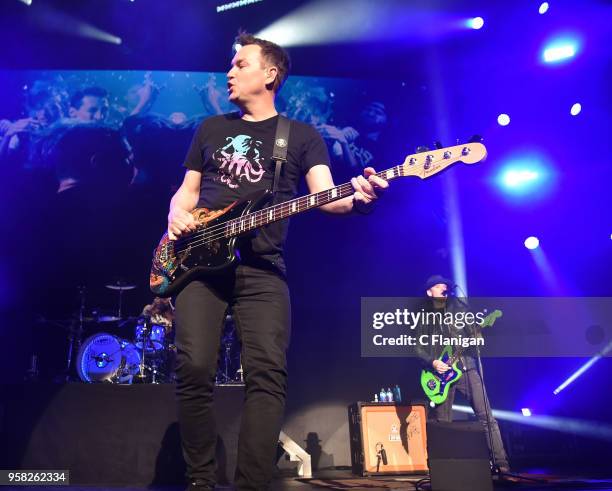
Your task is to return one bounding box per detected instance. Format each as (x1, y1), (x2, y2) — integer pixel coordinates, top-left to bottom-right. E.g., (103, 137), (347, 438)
(481, 309), (503, 328)
(401, 142), (487, 179)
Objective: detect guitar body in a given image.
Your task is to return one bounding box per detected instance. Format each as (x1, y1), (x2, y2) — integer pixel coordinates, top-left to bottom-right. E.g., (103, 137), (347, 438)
(420, 345), (463, 406)
(149, 190), (271, 297)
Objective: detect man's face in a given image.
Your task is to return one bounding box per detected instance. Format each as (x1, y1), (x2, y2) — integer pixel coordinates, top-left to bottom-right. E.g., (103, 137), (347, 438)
(71, 95), (109, 122)
(427, 283), (448, 299)
(360, 103), (387, 129)
(226, 44), (274, 104)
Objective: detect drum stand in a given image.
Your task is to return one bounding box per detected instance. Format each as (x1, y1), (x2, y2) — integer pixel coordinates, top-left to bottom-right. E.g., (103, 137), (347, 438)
(64, 286), (87, 381)
(235, 362), (244, 383)
(220, 337), (233, 383)
(137, 320), (149, 382)
(215, 313), (244, 385)
(134, 318), (164, 384)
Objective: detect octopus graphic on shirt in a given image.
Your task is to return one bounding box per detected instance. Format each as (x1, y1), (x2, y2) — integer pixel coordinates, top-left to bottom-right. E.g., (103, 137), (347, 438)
(212, 134), (266, 189)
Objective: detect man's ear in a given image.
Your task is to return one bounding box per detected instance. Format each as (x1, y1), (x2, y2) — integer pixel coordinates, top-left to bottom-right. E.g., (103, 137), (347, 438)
(265, 66), (278, 86)
(426, 289), (433, 297)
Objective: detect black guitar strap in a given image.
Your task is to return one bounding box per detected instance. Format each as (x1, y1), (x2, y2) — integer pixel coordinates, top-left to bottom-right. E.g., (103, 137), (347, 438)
(271, 115), (291, 195)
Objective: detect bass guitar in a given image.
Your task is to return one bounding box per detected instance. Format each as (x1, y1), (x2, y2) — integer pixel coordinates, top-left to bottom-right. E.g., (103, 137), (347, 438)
(150, 143), (487, 297)
(420, 309), (502, 406)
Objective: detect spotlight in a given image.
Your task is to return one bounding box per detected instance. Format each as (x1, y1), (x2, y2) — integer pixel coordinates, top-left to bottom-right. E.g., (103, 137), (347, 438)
(542, 38), (579, 63)
(538, 2), (549, 14)
(503, 169), (539, 188)
(18, 0), (32, 4)
(496, 153), (553, 198)
(525, 236), (540, 250)
(497, 113), (510, 126)
(570, 103), (582, 116)
(521, 408), (532, 417)
(467, 17), (484, 30)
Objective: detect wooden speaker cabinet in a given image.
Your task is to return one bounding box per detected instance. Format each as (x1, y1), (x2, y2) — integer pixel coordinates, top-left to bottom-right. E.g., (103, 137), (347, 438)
(348, 402), (428, 476)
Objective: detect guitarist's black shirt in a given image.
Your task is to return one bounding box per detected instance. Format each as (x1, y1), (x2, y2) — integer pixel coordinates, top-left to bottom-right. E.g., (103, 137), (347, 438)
(183, 112), (330, 274)
(414, 299), (478, 370)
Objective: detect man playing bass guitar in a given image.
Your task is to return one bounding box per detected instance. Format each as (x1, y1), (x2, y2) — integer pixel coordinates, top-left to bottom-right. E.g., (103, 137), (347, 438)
(414, 275), (510, 473)
(167, 33), (388, 491)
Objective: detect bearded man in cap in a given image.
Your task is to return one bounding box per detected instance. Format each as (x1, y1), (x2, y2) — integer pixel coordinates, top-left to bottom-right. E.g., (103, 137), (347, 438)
(414, 275), (510, 473)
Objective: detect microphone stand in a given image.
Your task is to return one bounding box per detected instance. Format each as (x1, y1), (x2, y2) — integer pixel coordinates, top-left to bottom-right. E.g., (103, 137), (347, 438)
(473, 341), (499, 473)
(452, 286), (498, 473)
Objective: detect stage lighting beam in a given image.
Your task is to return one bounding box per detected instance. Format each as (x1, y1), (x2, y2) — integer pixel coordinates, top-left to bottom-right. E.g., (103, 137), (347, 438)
(497, 113), (510, 126)
(542, 39), (579, 64)
(467, 17), (484, 30)
(553, 339), (612, 395)
(453, 405), (612, 441)
(525, 236), (540, 250)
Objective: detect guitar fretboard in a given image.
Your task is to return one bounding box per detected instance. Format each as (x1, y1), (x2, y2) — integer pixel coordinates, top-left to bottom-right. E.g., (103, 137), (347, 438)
(222, 164), (406, 238)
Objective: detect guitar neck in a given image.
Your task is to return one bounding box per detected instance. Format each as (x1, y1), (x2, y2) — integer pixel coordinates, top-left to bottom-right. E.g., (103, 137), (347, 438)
(223, 165), (405, 237)
(222, 142), (487, 238)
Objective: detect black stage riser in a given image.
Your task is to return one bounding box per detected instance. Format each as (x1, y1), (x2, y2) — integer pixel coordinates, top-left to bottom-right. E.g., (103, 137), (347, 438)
(0, 383), (243, 486)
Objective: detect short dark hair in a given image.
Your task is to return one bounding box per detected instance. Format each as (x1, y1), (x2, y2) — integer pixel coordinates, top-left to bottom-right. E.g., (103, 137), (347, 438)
(235, 32), (291, 93)
(70, 86), (108, 109)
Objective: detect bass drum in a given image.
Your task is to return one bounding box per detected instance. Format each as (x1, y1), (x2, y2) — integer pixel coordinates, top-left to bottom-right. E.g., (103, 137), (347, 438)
(77, 332), (141, 383)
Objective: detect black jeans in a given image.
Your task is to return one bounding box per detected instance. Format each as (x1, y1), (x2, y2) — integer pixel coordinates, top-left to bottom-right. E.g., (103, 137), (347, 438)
(433, 367), (509, 468)
(174, 264), (291, 490)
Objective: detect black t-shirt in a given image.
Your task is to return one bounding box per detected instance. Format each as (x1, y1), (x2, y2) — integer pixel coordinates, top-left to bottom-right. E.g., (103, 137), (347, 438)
(183, 112), (330, 272)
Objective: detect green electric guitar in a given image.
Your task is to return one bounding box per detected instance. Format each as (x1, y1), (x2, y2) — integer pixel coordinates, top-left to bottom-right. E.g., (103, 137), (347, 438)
(420, 309), (502, 406)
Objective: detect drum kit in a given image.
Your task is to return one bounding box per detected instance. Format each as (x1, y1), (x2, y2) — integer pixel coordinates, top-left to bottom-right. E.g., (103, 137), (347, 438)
(44, 282), (244, 385)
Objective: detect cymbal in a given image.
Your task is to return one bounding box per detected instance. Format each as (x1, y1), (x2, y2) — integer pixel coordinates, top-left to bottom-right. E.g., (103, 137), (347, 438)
(105, 283), (137, 291)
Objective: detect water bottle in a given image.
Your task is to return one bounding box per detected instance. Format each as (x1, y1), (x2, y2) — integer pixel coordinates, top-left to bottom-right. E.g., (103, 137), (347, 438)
(394, 384), (402, 403)
(386, 387), (393, 402)
(379, 388), (387, 402)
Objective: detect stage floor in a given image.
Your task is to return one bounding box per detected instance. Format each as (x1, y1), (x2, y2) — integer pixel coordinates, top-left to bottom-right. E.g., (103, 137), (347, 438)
(3, 470), (612, 491)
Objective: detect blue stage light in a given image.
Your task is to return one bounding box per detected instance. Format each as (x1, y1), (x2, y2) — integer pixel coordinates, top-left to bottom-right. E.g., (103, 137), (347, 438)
(525, 237), (540, 250)
(497, 113), (510, 126)
(503, 169), (539, 188)
(495, 153), (553, 198)
(539, 2), (549, 14)
(570, 103), (582, 116)
(542, 38), (579, 63)
(467, 17), (485, 30)
(453, 405), (612, 441)
(554, 339), (612, 395)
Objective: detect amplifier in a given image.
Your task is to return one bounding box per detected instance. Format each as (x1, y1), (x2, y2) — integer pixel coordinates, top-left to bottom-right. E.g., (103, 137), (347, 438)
(348, 402), (428, 476)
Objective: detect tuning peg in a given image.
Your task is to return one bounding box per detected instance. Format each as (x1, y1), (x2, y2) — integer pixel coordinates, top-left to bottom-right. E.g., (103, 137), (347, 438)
(415, 145), (429, 153)
(468, 134), (483, 143)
